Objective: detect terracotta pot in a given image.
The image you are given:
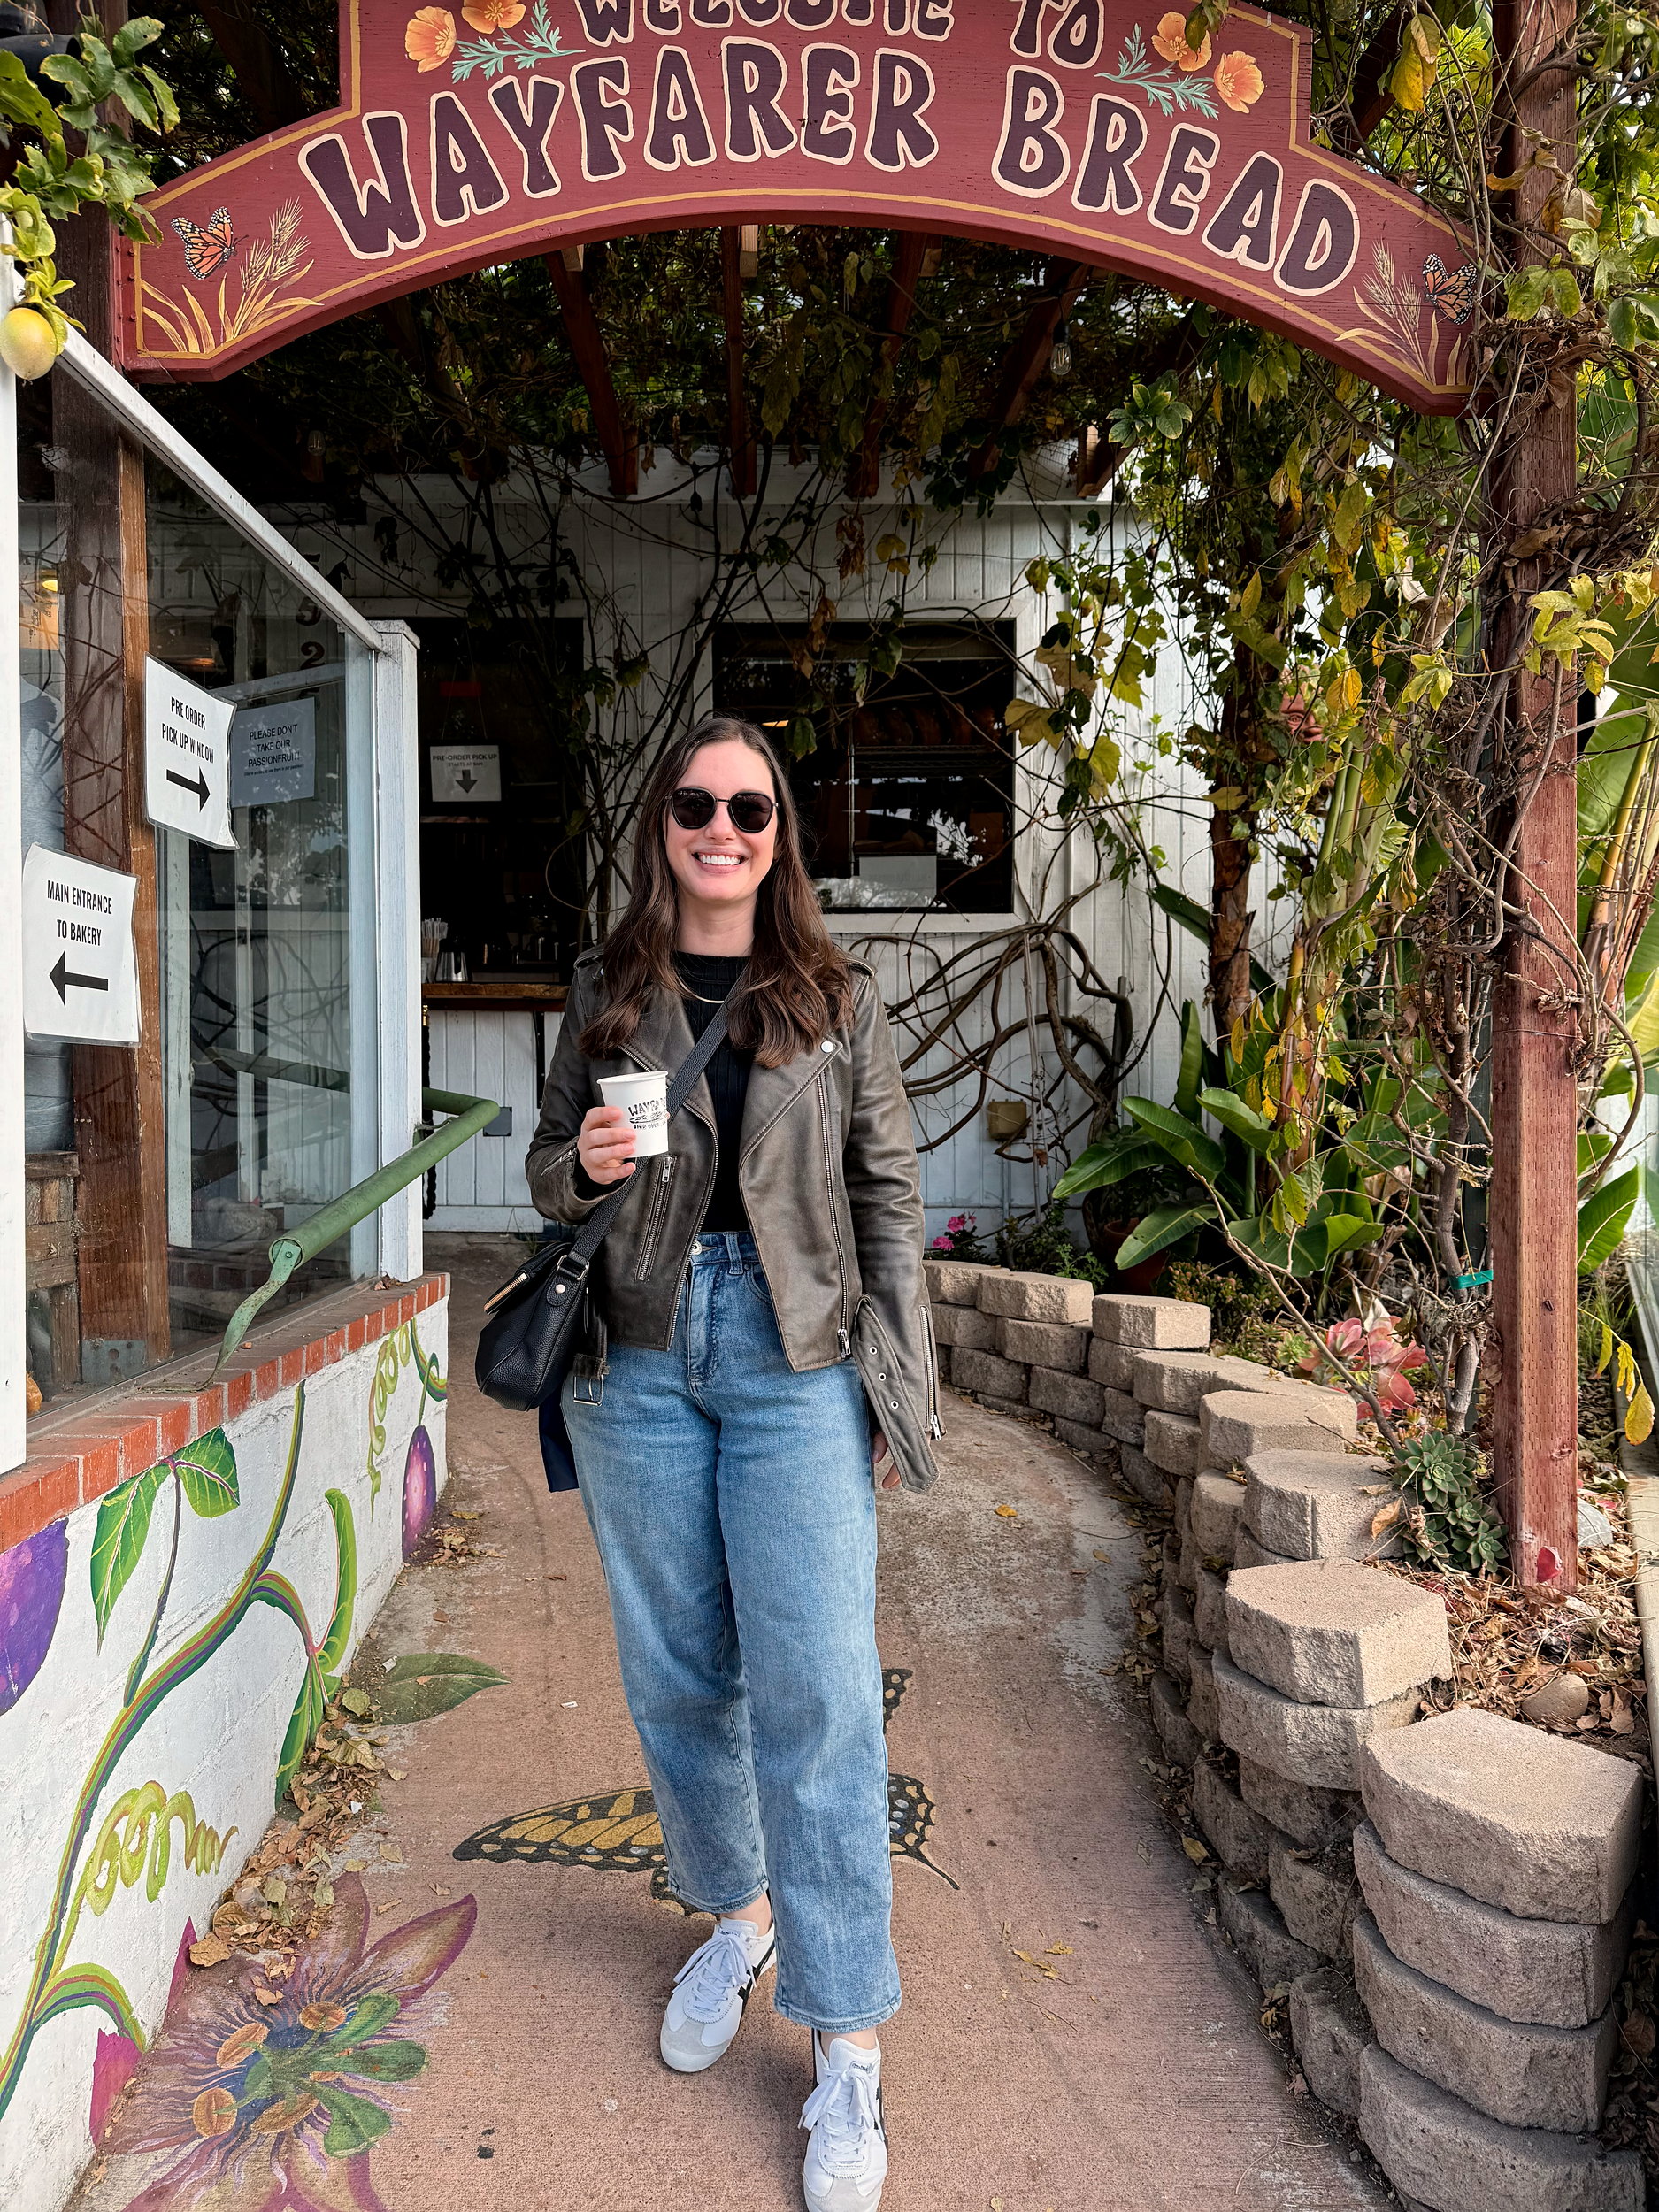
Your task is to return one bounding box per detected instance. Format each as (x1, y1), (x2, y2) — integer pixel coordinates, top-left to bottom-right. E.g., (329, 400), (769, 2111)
(1093, 1220), (1171, 1295)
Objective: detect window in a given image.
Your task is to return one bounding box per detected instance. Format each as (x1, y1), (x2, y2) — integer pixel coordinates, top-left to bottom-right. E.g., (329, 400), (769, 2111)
(714, 623), (1017, 914)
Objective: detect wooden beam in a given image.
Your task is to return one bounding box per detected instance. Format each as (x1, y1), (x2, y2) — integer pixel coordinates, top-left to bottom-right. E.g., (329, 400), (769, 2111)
(847, 232), (930, 501)
(967, 260), (1090, 485)
(544, 252), (637, 500)
(196, 0), (310, 131)
(721, 227), (757, 498)
(1488, 0), (1579, 1590)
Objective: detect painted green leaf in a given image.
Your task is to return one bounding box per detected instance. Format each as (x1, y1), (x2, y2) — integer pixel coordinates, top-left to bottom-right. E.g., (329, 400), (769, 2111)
(274, 1663), (324, 1807)
(314, 2084), (394, 2156)
(1578, 1169), (1640, 1274)
(174, 1429), (238, 1518)
(1113, 1202), (1211, 1271)
(1123, 1097), (1225, 1180)
(315, 1489), (358, 1683)
(90, 1463), (165, 1644)
(329, 1993), (401, 2044)
(337, 2039), (427, 2082)
(376, 1652), (509, 1726)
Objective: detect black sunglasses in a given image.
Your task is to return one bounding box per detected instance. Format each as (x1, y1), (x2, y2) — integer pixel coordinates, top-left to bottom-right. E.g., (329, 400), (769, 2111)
(670, 786), (776, 833)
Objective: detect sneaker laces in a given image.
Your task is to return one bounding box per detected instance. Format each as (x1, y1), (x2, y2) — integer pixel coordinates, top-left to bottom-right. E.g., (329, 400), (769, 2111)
(801, 2054), (881, 2175)
(672, 1923), (758, 2024)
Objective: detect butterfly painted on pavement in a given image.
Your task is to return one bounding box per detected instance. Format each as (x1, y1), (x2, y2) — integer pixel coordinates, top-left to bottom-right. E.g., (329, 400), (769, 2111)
(1422, 252), (1477, 326)
(451, 1668), (958, 1901)
(171, 206), (236, 282)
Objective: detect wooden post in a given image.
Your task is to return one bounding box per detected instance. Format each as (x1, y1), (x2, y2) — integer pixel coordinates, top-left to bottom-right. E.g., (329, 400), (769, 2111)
(1488, 0), (1579, 1587)
(721, 227), (757, 499)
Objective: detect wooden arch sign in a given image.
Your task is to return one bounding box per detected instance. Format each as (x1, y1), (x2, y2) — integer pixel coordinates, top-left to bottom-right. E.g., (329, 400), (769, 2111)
(121, 0), (1473, 411)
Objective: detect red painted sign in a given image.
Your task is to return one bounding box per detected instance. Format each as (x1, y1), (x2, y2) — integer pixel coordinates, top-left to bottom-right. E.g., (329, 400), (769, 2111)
(120, 0), (1474, 411)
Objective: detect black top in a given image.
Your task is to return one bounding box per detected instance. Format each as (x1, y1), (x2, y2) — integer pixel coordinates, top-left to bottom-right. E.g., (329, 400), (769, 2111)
(673, 951), (754, 1232)
(574, 953), (755, 1232)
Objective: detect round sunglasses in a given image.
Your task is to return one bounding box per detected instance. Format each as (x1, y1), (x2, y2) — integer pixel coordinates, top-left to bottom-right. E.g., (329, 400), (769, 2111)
(669, 786), (777, 833)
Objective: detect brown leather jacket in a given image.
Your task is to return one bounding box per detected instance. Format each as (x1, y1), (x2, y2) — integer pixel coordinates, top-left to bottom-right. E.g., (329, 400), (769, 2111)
(525, 949), (942, 1490)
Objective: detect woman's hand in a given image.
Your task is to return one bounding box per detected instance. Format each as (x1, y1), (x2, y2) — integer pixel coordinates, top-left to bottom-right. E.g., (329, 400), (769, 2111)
(578, 1102), (637, 1185)
(872, 1429), (899, 1490)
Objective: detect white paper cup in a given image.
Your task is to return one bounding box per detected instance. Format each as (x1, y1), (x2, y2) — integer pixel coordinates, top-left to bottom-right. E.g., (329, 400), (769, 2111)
(597, 1071), (670, 1157)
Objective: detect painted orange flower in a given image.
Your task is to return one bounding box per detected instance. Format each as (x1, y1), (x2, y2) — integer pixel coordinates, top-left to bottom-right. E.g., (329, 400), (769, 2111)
(1213, 50), (1265, 109)
(1152, 10), (1210, 69)
(462, 0), (525, 26)
(404, 6), (456, 69)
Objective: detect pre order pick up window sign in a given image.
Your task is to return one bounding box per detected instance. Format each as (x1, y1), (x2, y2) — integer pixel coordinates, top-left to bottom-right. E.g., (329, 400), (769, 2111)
(143, 658), (237, 849)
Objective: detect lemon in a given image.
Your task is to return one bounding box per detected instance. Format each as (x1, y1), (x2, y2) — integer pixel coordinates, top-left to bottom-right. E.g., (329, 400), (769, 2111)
(0, 306), (60, 380)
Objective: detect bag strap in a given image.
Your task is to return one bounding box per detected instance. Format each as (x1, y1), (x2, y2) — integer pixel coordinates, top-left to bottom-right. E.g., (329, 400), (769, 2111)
(558, 995), (734, 1278)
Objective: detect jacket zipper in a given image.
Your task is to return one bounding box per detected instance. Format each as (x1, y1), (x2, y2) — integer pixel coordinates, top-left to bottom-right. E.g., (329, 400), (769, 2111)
(818, 1075), (851, 1333)
(634, 1156), (676, 1279)
(920, 1299), (943, 1437)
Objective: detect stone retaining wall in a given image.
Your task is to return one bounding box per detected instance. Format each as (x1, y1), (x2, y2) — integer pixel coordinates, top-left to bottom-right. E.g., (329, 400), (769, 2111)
(926, 1261), (1648, 2212)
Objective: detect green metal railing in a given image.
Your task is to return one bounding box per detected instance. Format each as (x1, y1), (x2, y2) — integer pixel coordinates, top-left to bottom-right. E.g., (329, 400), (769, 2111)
(207, 1086), (501, 1379)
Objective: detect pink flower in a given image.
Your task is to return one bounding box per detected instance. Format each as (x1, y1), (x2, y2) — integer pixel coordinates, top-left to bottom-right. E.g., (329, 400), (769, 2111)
(1299, 1316), (1425, 1419)
(931, 1233), (952, 1249)
(106, 1876), (475, 2212)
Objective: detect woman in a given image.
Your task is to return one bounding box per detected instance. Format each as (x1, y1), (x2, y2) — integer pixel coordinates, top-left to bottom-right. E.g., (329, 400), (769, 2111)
(526, 711), (939, 2212)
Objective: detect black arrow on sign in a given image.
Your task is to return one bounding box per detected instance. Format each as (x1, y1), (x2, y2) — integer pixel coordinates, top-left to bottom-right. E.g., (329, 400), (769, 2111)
(166, 766), (211, 809)
(50, 953), (109, 1001)
(455, 769), (479, 792)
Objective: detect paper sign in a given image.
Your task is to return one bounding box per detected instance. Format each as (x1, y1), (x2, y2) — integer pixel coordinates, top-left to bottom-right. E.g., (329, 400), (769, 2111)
(429, 744), (500, 803)
(22, 845), (141, 1044)
(231, 695), (317, 806)
(144, 658), (235, 847)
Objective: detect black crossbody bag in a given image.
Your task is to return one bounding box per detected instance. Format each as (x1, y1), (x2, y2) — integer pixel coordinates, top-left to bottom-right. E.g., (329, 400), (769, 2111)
(473, 998), (733, 1415)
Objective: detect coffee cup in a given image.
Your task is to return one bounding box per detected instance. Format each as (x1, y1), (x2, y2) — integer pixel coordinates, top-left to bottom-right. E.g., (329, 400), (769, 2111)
(597, 1071), (670, 1157)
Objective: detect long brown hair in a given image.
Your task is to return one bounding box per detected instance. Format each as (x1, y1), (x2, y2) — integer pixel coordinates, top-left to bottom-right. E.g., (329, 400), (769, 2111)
(578, 713), (856, 1068)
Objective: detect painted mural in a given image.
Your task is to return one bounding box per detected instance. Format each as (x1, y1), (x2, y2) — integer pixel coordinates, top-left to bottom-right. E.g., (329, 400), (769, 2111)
(0, 1302), (451, 2212)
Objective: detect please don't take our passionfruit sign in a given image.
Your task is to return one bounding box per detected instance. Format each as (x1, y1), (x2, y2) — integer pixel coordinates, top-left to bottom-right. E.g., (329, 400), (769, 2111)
(119, 0), (1475, 412)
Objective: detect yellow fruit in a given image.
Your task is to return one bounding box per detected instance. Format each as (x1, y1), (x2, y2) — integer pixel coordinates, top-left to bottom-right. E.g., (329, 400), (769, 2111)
(0, 306), (59, 380)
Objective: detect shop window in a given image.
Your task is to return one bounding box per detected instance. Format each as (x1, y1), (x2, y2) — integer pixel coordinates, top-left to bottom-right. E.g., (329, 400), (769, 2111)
(18, 385), (372, 1398)
(714, 623), (1017, 915)
(412, 615), (587, 984)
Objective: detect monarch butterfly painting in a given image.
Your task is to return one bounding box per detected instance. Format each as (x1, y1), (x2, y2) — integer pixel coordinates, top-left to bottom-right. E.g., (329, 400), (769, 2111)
(172, 206), (236, 281)
(453, 1668), (957, 1898)
(1422, 252), (1477, 326)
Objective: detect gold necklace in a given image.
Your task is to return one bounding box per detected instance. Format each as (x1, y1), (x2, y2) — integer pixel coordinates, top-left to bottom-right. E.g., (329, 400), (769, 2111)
(681, 986), (726, 1005)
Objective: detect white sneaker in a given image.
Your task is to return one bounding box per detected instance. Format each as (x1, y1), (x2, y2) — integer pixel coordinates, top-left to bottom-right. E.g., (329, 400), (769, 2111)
(658, 1915), (776, 2073)
(800, 2033), (888, 2210)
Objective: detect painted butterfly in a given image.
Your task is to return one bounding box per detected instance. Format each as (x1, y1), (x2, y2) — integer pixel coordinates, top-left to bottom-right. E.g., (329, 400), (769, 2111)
(172, 206), (236, 282)
(1423, 252), (1477, 326)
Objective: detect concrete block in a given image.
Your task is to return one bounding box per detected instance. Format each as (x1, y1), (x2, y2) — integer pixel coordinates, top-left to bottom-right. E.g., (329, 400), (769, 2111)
(1360, 1706), (1644, 1925)
(1354, 1912), (1617, 2134)
(1028, 1365), (1104, 1425)
(1244, 1449), (1400, 1562)
(1149, 1669), (1202, 1768)
(1224, 1560), (1453, 1709)
(1050, 1417), (1112, 1466)
(1193, 1563), (1228, 1655)
(1187, 1642), (1219, 1742)
(952, 1348), (1029, 1404)
(1358, 2044), (1644, 2212)
(930, 1301), (1000, 1350)
(1270, 1831), (1359, 1958)
(1174, 1475), (1194, 1548)
(1144, 1410), (1206, 1479)
(925, 1260), (992, 1304)
(1189, 1471), (1246, 1563)
(979, 1271), (1094, 1325)
(1351, 1820), (1632, 2029)
(936, 1344), (952, 1386)
(1162, 1530), (1182, 1586)
(1217, 1875), (1321, 1991)
(1087, 1337), (1139, 1391)
(1193, 1759), (1278, 1880)
(1200, 1386), (1359, 1465)
(1290, 1967), (1372, 2116)
(1178, 1525), (1200, 1594)
(1215, 1650), (1420, 1790)
(1118, 1446), (1168, 1509)
(1162, 1588), (1194, 1683)
(1234, 1528), (1298, 1569)
(1240, 1758), (1363, 1851)
(976, 1392), (1030, 1420)
(1092, 1294), (1210, 1348)
(998, 1317), (1088, 1372)
(1133, 1349), (1303, 1414)
(1100, 1387), (1145, 1444)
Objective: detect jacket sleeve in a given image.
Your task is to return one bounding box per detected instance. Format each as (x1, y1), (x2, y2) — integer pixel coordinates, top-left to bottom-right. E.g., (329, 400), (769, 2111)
(525, 972), (606, 1224)
(841, 973), (941, 1441)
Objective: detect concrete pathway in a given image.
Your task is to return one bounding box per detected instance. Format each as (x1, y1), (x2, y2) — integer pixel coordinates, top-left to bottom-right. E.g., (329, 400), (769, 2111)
(81, 1241), (1386, 2212)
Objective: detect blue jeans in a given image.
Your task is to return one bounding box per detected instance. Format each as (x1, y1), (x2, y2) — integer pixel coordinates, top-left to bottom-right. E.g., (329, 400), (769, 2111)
(564, 1230), (900, 2034)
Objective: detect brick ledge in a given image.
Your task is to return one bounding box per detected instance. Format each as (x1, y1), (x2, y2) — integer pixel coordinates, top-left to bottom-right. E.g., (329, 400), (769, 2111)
(1, 1273), (449, 1554)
